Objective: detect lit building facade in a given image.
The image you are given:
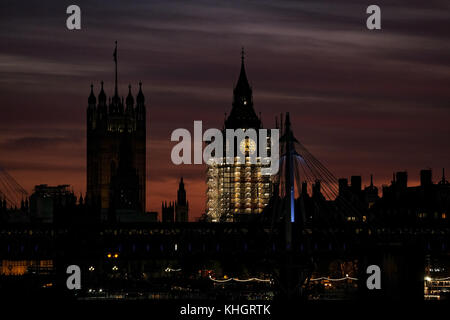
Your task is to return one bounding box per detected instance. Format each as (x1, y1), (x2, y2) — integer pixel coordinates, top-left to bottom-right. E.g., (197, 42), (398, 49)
(206, 53), (273, 222)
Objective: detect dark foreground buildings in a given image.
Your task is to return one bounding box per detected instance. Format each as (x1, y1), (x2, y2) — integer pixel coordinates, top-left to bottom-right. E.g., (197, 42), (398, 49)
(333, 169), (450, 226)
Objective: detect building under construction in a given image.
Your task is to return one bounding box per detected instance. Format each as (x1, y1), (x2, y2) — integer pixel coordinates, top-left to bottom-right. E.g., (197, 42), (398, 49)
(206, 51), (273, 222)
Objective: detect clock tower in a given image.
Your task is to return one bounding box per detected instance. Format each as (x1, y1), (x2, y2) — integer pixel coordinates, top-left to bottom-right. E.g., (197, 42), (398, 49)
(206, 49), (273, 222)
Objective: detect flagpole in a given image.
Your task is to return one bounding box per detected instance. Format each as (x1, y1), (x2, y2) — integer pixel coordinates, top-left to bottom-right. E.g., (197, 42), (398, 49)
(114, 40), (118, 96)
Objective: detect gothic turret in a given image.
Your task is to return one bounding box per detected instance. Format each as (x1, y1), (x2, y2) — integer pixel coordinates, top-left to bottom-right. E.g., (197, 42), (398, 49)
(97, 81), (107, 120)
(87, 84), (97, 130)
(98, 81), (106, 106)
(177, 177), (186, 206)
(175, 177), (189, 222)
(126, 84), (134, 114)
(136, 81), (145, 123)
(137, 82), (144, 105)
(88, 84), (96, 106)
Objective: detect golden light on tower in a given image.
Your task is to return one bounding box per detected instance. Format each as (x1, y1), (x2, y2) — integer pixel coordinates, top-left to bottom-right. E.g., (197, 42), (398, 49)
(205, 50), (274, 222)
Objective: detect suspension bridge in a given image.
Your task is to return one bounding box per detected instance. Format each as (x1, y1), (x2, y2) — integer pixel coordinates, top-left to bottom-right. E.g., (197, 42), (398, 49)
(0, 166), (28, 209)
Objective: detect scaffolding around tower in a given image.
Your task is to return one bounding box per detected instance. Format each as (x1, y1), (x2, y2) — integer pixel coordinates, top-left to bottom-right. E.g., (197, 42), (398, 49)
(206, 154), (272, 222)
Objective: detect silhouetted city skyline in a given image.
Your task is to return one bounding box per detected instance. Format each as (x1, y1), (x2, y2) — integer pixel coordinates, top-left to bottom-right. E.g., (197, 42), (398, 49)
(1, 1), (450, 308)
(1, 1), (449, 220)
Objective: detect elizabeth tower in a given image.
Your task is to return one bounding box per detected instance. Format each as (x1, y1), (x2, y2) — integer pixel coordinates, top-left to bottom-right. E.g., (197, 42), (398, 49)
(206, 50), (272, 222)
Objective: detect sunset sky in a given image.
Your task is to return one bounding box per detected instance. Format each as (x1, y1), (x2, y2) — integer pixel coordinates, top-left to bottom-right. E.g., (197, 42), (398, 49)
(0, 0), (449, 220)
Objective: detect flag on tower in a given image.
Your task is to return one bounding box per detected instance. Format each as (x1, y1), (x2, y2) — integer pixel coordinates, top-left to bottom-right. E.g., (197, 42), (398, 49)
(113, 41), (117, 62)
(113, 41), (118, 96)
(113, 41), (117, 63)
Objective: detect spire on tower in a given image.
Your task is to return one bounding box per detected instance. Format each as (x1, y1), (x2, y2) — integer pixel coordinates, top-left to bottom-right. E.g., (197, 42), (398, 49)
(98, 81), (106, 105)
(126, 84), (134, 111)
(137, 81), (145, 105)
(177, 176), (186, 206)
(235, 47), (250, 94)
(88, 84), (96, 105)
(225, 48), (260, 129)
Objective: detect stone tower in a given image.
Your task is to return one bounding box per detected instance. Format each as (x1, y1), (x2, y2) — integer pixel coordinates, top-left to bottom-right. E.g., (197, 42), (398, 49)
(206, 49), (272, 222)
(175, 177), (189, 222)
(86, 43), (146, 221)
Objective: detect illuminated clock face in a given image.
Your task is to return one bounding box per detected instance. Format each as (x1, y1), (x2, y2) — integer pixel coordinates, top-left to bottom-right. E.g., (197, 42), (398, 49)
(240, 138), (256, 154)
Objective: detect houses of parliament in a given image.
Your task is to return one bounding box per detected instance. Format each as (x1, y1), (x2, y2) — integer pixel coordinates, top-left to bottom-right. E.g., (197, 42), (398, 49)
(1, 46), (450, 302)
(86, 43), (146, 222)
(1, 46), (449, 227)
(86, 46), (273, 223)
